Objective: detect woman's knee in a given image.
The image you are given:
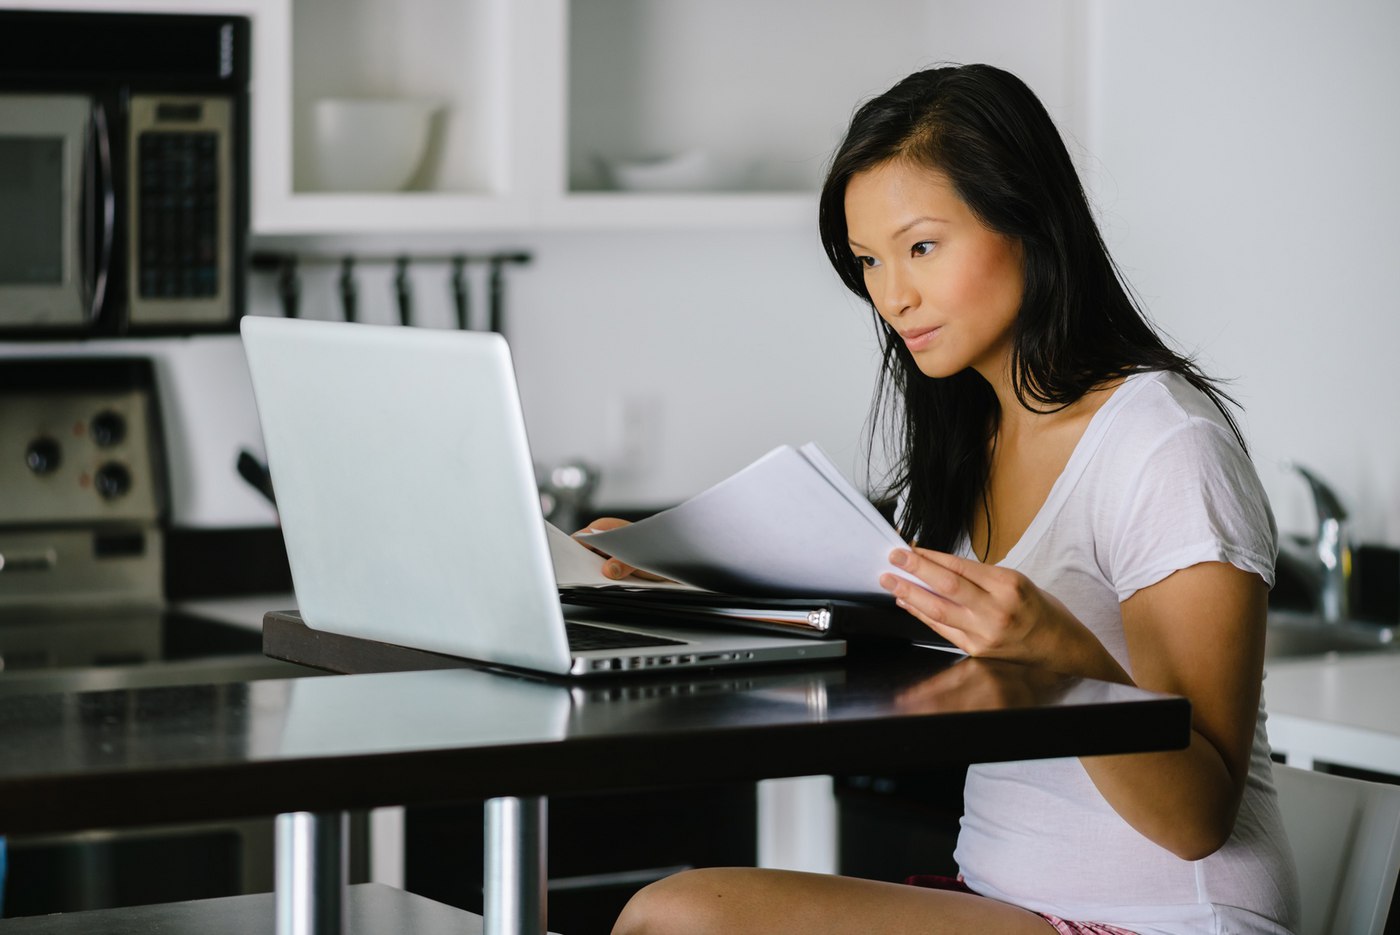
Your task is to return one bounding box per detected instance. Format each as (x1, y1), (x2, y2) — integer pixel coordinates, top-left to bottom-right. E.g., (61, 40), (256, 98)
(612, 868), (743, 935)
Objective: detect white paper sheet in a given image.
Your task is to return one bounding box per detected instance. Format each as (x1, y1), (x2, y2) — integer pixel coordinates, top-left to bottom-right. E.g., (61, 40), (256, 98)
(545, 521), (694, 590)
(575, 443), (922, 598)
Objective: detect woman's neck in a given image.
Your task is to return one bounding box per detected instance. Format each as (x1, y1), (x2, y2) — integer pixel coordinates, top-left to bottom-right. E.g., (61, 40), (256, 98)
(979, 361), (1120, 443)
(980, 360), (1056, 439)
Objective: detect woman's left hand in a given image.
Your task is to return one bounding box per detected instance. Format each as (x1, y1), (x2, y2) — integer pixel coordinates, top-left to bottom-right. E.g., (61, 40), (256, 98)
(886, 546), (1272, 859)
(880, 547), (1118, 679)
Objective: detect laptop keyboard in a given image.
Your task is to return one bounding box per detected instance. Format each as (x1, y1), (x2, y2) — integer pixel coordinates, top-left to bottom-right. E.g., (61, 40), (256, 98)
(565, 621), (687, 652)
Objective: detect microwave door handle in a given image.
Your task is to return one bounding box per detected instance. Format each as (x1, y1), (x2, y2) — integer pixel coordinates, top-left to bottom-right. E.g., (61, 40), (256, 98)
(82, 101), (116, 323)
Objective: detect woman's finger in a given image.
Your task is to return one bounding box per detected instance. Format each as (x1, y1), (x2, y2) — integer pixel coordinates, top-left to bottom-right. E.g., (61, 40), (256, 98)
(572, 518), (638, 579)
(575, 517), (632, 535)
(879, 572), (972, 650)
(915, 548), (1039, 621)
(572, 518), (671, 582)
(912, 547), (1009, 592)
(889, 547), (987, 607)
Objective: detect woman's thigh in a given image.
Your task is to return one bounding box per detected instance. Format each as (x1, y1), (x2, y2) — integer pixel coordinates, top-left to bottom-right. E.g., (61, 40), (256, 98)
(611, 867), (1058, 935)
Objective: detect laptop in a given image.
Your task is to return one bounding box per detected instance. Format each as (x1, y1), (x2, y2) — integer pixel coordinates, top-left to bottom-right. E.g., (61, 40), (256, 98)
(240, 316), (846, 677)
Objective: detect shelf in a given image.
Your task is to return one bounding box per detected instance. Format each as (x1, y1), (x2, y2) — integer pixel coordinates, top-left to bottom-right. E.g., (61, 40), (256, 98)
(565, 0), (907, 197)
(536, 191), (815, 230)
(245, 0), (1082, 234)
(253, 192), (529, 235)
(289, 0), (509, 198)
(251, 0), (544, 235)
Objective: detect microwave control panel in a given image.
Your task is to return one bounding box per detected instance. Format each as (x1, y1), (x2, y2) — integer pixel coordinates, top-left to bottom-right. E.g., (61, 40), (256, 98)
(137, 130), (221, 301)
(126, 95), (234, 328)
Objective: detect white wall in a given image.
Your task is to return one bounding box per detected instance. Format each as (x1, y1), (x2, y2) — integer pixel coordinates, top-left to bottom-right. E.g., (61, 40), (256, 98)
(235, 1), (1400, 546)
(520, 0), (1400, 543)
(1085, 0), (1400, 541)
(245, 228), (888, 509)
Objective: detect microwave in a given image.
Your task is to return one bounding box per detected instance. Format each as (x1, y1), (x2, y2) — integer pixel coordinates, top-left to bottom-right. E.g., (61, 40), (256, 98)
(0, 11), (250, 337)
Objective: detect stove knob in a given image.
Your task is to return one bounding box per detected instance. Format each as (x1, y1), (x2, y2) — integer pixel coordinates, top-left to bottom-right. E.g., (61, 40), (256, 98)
(94, 462), (133, 500)
(90, 410), (128, 447)
(25, 437), (62, 474)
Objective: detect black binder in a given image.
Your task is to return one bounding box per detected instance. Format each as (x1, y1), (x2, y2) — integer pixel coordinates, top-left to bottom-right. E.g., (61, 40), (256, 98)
(558, 586), (957, 650)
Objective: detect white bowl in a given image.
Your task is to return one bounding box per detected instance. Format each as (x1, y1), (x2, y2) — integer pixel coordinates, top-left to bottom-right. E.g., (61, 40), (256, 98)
(603, 150), (750, 192)
(310, 98), (441, 192)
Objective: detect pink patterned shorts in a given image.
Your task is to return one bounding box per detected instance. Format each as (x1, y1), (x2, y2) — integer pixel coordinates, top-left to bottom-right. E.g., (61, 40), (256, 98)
(903, 875), (1139, 935)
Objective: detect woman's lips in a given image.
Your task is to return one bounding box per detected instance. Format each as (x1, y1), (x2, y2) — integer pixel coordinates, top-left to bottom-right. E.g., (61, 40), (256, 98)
(901, 326), (942, 352)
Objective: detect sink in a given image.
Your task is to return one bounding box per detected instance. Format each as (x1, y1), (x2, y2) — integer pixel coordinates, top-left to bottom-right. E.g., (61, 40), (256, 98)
(1265, 609), (1398, 659)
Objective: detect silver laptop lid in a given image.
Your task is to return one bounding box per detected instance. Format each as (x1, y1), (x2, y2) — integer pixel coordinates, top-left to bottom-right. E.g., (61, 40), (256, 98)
(240, 316), (575, 675)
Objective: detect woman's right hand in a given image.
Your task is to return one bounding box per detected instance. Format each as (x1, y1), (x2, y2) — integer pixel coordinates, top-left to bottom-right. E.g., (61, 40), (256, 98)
(572, 517), (670, 582)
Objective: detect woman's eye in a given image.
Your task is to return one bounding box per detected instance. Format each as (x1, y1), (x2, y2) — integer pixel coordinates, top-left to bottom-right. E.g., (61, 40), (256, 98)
(911, 241), (936, 257)
(856, 254), (880, 269)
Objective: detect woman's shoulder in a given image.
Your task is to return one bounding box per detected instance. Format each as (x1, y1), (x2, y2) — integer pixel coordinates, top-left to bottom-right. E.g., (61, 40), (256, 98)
(1097, 369), (1240, 449)
(1075, 369), (1252, 499)
(1083, 371), (1276, 594)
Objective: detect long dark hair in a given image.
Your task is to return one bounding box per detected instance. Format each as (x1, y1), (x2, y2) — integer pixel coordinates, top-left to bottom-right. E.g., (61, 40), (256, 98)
(818, 64), (1243, 553)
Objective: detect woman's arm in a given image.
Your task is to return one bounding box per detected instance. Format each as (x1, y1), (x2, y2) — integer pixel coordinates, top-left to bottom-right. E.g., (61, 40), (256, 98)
(880, 550), (1267, 860)
(1086, 560), (1267, 860)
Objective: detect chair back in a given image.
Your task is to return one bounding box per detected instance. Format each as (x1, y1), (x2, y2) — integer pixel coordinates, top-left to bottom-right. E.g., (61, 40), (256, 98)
(1273, 764), (1400, 935)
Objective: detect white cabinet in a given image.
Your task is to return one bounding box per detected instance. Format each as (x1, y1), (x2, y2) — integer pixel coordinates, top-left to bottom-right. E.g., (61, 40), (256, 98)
(256, 0), (1083, 235)
(255, 0), (537, 233)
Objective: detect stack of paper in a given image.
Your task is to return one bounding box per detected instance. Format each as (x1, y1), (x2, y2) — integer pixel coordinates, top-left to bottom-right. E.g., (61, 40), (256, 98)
(546, 444), (954, 649)
(557, 443), (911, 598)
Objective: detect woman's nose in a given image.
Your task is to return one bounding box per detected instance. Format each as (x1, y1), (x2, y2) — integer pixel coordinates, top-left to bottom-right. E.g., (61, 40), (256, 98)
(877, 266), (917, 318)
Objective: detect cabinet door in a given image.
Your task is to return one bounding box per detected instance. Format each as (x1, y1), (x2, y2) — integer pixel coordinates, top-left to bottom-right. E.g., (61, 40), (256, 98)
(252, 0), (539, 234)
(250, 0), (1083, 234)
(546, 0), (1083, 230)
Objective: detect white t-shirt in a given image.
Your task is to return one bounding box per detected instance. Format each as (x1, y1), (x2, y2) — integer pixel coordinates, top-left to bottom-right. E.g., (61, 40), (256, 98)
(949, 370), (1301, 935)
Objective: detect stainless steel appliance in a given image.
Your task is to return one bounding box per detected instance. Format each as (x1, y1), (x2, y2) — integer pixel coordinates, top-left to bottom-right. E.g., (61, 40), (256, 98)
(0, 358), (305, 918)
(0, 10), (249, 336)
(0, 359), (165, 608)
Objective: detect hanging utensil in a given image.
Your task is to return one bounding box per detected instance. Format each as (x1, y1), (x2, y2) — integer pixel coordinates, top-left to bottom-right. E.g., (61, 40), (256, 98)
(450, 255), (471, 330)
(338, 256), (358, 323)
(488, 256), (504, 334)
(276, 258), (300, 319)
(236, 450), (276, 507)
(394, 256), (412, 326)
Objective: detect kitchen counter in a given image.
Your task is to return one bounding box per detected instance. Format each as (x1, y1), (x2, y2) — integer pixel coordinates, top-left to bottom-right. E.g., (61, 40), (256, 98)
(1265, 652), (1400, 775)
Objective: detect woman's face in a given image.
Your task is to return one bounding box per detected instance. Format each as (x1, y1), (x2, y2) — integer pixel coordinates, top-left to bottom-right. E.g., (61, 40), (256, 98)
(844, 159), (1024, 382)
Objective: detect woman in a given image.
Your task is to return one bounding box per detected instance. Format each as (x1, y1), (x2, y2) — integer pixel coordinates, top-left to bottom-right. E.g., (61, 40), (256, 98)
(607, 64), (1299, 935)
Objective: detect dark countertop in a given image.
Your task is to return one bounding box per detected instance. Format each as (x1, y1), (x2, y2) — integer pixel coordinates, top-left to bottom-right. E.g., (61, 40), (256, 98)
(0, 609), (308, 696)
(0, 611), (1189, 837)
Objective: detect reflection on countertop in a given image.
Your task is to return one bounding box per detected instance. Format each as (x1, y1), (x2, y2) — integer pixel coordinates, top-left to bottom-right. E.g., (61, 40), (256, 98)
(0, 603), (310, 696)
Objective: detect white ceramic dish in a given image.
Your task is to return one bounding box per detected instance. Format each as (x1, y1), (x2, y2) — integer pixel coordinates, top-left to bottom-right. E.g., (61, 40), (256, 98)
(310, 98), (441, 192)
(602, 150), (751, 192)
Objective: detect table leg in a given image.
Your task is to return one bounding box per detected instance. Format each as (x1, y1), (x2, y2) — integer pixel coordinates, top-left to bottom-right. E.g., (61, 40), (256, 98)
(276, 811), (349, 935)
(484, 796), (548, 935)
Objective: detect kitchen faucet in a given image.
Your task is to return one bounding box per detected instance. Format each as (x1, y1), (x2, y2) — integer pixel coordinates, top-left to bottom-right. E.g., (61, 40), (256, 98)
(1276, 463), (1351, 623)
